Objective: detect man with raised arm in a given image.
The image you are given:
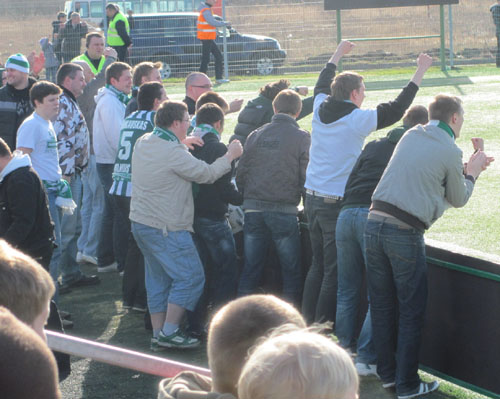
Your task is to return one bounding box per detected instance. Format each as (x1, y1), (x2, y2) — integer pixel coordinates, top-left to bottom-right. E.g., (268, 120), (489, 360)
(301, 40), (432, 328)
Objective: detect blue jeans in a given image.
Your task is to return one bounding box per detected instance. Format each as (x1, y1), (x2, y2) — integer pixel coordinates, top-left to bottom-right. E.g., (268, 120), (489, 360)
(238, 211), (302, 306)
(78, 155), (104, 258)
(193, 216), (238, 307)
(131, 222), (205, 313)
(335, 207), (376, 364)
(47, 189), (63, 301)
(59, 173), (84, 285)
(301, 193), (341, 324)
(96, 163), (128, 269)
(364, 218), (427, 394)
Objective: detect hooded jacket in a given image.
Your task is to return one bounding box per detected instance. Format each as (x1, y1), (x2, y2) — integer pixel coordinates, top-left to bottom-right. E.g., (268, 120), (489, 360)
(0, 151), (54, 256)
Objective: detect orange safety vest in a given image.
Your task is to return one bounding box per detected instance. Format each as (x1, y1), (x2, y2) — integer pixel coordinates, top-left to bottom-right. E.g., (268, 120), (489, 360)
(197, 7), (217, 40)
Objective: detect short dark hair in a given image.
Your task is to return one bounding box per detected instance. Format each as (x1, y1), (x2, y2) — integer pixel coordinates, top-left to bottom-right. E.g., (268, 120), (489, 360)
(105, 62), (131, 85)
(30, 81), (62, 107)
(85, 32), (104, 48)
(428, 94), (463, 124)
(70, 11), (80, 18)
(56, 63), (83, 86)
(137, 82), (164, 111)
(0, 138), (11, 158)
(272, 89), (302, 116)
(155, 101), (187, 129)
(330, 72), (363, 101)
(259, 79), (290, 101)
(196, 103), (224, 130)
(57, 11), (66, 19)
(195, 91), (229, 113)
(132, 61), (162, 87)
(403, 105), (429, 127)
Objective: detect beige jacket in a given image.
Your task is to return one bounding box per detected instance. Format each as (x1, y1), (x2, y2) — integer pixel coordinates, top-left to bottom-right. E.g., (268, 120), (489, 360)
(130, 133), (231, 232)
(158, 371), (237, 399)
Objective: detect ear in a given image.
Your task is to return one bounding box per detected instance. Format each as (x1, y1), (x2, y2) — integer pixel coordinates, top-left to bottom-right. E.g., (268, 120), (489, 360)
(213, 120), (223, 133)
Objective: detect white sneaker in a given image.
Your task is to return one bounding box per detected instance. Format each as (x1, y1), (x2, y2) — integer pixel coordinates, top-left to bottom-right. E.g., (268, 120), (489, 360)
(355, 362), (378, 377)
(81, 254), (98, 265)
(97, 261), (119, 273)
(215, 79), (230, 84)
(397, 381), (440, 399)
(76, 251), (84, 263)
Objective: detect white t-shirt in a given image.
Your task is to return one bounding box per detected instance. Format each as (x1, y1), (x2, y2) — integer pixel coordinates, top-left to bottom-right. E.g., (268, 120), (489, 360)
(16, 112), (62, 181)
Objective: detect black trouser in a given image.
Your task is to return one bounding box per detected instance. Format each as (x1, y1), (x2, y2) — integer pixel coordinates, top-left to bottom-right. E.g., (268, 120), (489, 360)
(199, 39), (223, 80)
(496, 33), (500, 67)
(112, 45), (128, 62)
(114, 195), (147, 308)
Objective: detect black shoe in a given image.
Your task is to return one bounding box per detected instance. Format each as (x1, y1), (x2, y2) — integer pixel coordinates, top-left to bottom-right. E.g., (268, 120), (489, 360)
(59, 310), (71, 320)
(58, 283), (72, 295)
(62, 319), (74, 330)
(68, 274), (100, 288)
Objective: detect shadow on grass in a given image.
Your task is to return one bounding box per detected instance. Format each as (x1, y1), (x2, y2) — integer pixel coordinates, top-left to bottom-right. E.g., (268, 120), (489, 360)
(365, 76), (472, 95)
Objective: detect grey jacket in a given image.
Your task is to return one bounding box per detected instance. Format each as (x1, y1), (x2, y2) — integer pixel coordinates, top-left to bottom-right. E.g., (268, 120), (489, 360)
(236, 113), (311, 214)
(372, 121), (475, 230)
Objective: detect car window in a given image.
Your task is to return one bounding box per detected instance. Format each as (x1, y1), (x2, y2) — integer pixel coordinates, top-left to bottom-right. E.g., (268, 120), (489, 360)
(134, 16), (196, 38)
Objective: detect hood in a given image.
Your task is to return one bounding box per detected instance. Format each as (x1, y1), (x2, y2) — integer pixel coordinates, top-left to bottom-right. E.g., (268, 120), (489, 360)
(39, 37), (49, 47)
(317, 96), (358, 124)
(0, 151), (31, 183)
(94, 86), (113, 104)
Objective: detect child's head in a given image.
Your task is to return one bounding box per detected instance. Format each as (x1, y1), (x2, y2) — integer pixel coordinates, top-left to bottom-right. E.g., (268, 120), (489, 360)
(196, 103), (225, 133)
(0, 240), (54, 340)
(272, 89), (302, 118)
(0, 306), (61, 399)
(207, 295), (306, 395)
(30, 81), (62, 120)
(238, 329), (359, 399)
(195, 91), (229, 113)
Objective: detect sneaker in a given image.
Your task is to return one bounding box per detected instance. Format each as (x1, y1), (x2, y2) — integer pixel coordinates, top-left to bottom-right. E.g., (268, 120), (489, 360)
(150, 337), (167, 352)
(355, 362), (378, 377)
(97, 261), (119, 273)
(157, 329), (200, 349)
(81, 254), (98, 265)
(215, 79), (230, 84)
(383, 381), (396, 389)
(132, 305), (147, 313)
(62, 319), (74, 330)
(119, 271), (124, 277)
(397, 381), (440, 399)
(123, 302), (133, 310)
(67, 274), (100, 288)
(76, 251), (84, 263)
(59, 310), (71, 320)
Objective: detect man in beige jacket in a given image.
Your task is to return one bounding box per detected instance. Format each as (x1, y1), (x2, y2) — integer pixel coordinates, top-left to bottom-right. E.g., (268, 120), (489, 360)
(130, 100), (242, 350)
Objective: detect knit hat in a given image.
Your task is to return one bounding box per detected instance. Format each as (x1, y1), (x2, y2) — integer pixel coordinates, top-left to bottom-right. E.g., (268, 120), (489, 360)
(5, 53), (30, 74)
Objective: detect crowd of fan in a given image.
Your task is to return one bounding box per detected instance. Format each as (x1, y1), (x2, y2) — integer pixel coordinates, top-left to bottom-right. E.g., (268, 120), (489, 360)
(0, 30), (493, 399)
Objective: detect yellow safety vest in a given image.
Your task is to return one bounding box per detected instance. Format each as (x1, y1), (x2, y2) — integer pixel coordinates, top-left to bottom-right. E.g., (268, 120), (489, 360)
(107, 12), (130, 47)
(197, 7), (217, 40)
(72, 53), (106, 75)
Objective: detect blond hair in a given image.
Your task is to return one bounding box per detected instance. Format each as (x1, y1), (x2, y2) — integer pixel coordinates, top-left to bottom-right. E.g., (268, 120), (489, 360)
(0, 240), (54, 325)
(207, 295), (306, 395)
(238, 328), (359, 399)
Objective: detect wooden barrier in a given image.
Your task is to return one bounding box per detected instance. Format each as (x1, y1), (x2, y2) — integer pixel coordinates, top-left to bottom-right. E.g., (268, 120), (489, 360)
(46, 331), (211, 378)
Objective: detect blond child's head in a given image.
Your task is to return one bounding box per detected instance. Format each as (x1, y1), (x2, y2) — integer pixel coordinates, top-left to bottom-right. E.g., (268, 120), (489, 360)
(0, 240), (54, 340)
(207, 295), (306, 395)
(238, 329), (359, 399)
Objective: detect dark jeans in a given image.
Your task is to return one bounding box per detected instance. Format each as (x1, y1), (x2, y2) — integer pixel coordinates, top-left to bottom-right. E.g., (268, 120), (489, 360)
(237, 211), (302, 306)
(114, 195), (146, 307)
(199, 39), (223, 80)
(335, 207), (376, 364)
(364, 217), (427, 395)
(301, 193), (341, 324)
(112, 45), (128, 62)
(96, 163), (128, 269)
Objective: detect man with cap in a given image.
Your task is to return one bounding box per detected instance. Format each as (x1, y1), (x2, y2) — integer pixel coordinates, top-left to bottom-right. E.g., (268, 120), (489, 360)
(0, 54), (37, 151)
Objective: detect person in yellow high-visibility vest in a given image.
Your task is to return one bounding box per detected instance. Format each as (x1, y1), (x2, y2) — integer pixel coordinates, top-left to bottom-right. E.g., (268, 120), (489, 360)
(197, 0), (230, 84)
(72, 32), (107, 76)
(106, 3), (131, 62)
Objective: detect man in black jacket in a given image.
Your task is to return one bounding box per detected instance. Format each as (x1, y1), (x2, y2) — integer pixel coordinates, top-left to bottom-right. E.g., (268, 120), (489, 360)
(335, 105), (428, 377)
(236, 90), (311, 307)
(0, 138), (54, 270)
(190, 103), (242, 330)
(59, 13), (88, 62)
(0, 54), (37, 151)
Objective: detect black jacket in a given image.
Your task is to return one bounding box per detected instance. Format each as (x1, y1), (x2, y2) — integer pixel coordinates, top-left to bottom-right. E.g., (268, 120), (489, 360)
(0, 77), (36, 151)
(342, 126), (408, 208)
(191, 132), (242, 220)
(0, 165), (54, 257)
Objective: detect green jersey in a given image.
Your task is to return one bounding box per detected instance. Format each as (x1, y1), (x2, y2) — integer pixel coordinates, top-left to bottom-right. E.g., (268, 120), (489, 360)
(110, 110), (155, 197)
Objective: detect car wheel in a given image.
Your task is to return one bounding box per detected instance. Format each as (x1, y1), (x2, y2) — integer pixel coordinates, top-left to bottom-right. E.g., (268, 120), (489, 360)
(157, 56), (176, 80)
(255, 56), (274, 75)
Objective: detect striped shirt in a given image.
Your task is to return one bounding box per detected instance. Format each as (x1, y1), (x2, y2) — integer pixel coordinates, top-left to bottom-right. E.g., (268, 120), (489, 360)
(109, 110), (155, 197)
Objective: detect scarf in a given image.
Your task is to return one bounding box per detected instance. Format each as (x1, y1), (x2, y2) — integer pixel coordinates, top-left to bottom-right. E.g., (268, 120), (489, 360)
(152, 126), (180, 143)
(43, 179), (77, 215)
(105, 84), (131, 105)
(191, 124), (220, 140)
(437, 120), (455, 140)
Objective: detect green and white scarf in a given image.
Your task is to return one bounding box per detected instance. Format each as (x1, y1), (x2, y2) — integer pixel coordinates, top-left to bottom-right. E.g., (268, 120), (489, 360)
(106, 84), (131, 105)
(152, 126), (180, 143)
(192, 123), (220, 140)
(43, 179), (77, 215)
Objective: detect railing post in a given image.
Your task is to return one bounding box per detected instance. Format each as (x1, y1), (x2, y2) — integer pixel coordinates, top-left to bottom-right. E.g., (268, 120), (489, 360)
(440, 4), (446, 71)
(336, 9), (342, 71)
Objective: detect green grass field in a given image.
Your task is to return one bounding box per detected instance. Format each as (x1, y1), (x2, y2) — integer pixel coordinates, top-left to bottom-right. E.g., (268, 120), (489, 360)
(58, 64), (499, 398)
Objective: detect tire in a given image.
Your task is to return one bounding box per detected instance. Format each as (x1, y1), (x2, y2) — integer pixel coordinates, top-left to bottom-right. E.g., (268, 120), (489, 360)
(254, 55), (275, 75)
(157, 56), (177, 80)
